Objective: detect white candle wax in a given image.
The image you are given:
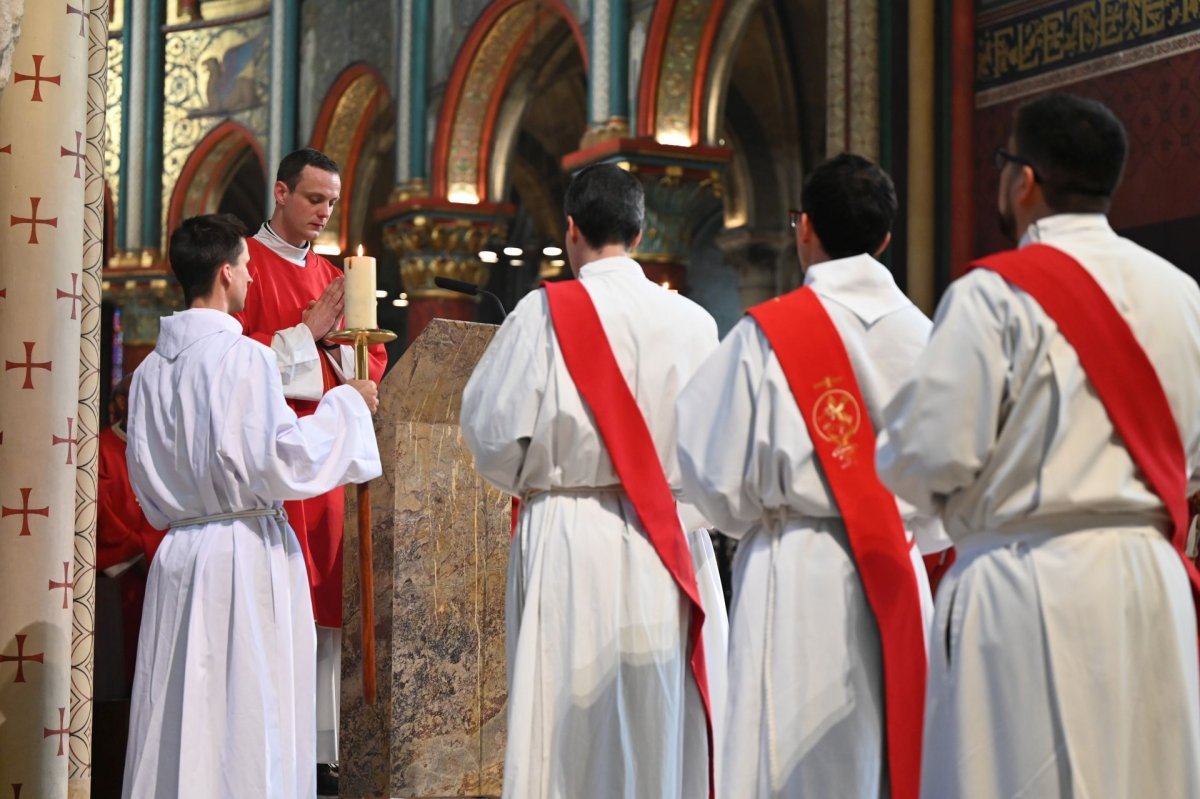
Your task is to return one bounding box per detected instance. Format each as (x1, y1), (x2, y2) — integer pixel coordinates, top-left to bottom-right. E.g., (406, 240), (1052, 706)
(344, 249), (377, 330)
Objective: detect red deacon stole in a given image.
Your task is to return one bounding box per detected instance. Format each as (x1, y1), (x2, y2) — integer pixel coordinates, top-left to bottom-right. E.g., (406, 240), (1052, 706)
(970, 243), (1200, 642)
(748, 287), (926, 799)
(542, 280), (714, 795)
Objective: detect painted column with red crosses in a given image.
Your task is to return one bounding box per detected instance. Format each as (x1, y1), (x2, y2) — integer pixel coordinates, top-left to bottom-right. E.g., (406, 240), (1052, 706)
(0, 3), (90, 795)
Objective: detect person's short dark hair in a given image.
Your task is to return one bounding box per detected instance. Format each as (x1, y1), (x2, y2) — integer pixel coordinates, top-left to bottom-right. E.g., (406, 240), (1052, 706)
(1013, 92), (1127, 211)
(800, 153), (897, 260)
(276, 148), (340, 191)
(564, 164), (644, 249)
(168, 213), (247, 305)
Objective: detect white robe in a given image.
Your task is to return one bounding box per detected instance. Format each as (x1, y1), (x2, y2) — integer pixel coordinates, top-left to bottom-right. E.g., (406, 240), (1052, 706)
(121, 309), (381, 799)
(461, 256), (726, 799)
(676, 254), (943, 799)
(877, 214), (1200, 799)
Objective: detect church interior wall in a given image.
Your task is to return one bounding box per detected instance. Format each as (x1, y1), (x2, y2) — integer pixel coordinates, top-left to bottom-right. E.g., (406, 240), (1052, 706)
(970, 0), (1200, 281)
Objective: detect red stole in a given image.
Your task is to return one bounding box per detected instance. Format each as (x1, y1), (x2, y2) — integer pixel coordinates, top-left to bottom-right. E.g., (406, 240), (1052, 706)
(542, 280), (714, 795)
(748, 287), (926, 799)
(970, 243), (1200, 639)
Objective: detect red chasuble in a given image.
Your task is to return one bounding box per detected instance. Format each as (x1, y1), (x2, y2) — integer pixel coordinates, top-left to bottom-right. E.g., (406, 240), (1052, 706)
(748, 287), (926, 799)
(542, 280), (715, 796)
(97, 426), (165, 685)
(970, 244), (1200, 645)
(233, 237), (387, 628)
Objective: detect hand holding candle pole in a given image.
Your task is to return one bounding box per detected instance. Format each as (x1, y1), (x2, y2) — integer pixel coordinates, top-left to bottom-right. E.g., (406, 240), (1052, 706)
(327, 245), (396, 705)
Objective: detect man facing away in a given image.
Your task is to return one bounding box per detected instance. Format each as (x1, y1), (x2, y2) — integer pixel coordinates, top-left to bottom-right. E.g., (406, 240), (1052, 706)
(676, 153), (943, 798)
(877, 92), (1200, 797)
(121, 214), (381, 798)
(231, 148), (387, 786)
(461, 164), (723, 799)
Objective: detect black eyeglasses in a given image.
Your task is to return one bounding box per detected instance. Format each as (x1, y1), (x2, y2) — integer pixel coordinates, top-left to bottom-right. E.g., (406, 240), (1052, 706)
(992, 147), (1040, 181)
(788, 209), (801, 229)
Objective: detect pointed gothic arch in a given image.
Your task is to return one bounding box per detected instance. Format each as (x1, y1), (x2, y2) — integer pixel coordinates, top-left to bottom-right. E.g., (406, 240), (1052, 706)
(167, 120), (266, 235)
(432, 0), (588, 205)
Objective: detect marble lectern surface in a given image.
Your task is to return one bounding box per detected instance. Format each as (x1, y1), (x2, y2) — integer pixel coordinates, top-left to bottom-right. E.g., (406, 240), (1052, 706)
(341, 319), (510, 799)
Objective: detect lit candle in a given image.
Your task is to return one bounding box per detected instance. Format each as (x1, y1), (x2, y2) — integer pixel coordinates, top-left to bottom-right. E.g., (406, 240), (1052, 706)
(344, 244), (377, 329)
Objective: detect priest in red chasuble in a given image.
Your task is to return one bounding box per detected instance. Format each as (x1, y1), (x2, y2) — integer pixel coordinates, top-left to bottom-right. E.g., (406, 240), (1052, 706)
(231, 148), (387, 781)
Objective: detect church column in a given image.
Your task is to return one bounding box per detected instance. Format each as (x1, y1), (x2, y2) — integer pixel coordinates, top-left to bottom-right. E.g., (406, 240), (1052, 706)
(582, 0), (630, 148)
(562, 139), (729, 293)
(826, 0), (880, 159)
(268, 0), (299, 200)
(0, 2), (92, 795)
(392, 0), (429, 200)
(716, 227), (794, 310)
(69, 3), (109, 794)
(378, 200), (507, 342)
(122, 0), (146, 251)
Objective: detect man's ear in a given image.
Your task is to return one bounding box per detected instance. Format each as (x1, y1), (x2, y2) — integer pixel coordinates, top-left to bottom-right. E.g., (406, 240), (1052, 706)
(566, 215), (579, 243)
(273, 180), (289, 208)
(872, 231), (892, 259)
(799, 212), (815, 245)
(1015, 165), (1040, 207)
(629, 230), (643, 250)
(217, 262), (235, 288)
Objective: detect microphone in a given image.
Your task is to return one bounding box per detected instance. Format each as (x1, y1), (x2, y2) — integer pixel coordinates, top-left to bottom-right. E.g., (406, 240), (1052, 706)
(434, 276), (507, 320)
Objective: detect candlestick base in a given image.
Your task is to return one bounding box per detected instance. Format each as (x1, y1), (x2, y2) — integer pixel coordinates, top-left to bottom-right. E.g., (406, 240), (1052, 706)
(327, 328), (398, 381)
(326, 328), (398, 346)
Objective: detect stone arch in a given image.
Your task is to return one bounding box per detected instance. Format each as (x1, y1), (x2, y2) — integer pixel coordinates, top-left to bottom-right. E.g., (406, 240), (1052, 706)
(167, 119), (266, 235)
(432, 0), (588, 205)
(310, 63), (393, 255)
(636, 0), (727, 146)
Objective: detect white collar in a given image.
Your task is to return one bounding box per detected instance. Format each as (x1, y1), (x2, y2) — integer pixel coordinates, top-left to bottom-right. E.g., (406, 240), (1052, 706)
(255, 222), (310, 266)
(803, 253), (911, 324)
(1020, 213), (1113, 247)
(577, 255), (644, 280)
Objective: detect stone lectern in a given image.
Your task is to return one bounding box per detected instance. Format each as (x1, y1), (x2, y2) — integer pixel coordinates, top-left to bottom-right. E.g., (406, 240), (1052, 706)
(340, 319), (510, 799)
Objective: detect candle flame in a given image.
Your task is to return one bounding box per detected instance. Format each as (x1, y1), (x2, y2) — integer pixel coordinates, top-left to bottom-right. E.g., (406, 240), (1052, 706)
(661, 280), (671, 289)
(357, 244), (364, 256)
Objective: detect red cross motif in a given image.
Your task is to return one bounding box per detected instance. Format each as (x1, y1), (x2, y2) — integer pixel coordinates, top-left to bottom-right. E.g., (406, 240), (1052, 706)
(57, 273), (82, 319)
(60, 131), (84, 179)
(66, 3), (87, 37)
(10, 197), (58, 244)
(52, 417), (81, 465)
(6, 342), (52, 389)
(2, 488), (49, 537)
(43, 707), (69, 756)
(0, 634), (45, 683)
(13, 55), (61, 102)
(49, 562), (75, 609)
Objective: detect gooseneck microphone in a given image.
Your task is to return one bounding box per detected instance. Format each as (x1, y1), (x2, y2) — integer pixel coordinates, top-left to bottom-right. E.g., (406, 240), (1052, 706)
(433, 276), (508, 320)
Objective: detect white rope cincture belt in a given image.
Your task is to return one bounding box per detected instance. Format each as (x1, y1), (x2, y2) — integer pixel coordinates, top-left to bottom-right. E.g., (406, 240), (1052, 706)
(168, 506), (288, 529)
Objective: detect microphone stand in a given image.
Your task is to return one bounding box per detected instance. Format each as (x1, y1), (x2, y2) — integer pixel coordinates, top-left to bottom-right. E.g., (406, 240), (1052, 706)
(434, 276), (507, 320)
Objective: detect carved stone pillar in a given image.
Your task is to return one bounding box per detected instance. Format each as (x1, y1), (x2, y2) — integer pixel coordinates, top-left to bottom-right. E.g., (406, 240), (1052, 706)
(562, 138), (730, 293)
(716, 227), (795, 310)
(378, 198), (509, 343)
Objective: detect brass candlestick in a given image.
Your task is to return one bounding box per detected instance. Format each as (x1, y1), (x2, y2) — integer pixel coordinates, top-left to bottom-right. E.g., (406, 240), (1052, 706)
(327, 327), (396, 705)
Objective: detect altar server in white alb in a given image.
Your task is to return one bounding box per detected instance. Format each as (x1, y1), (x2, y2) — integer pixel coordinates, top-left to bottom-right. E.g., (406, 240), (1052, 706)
(877, 92), (1200, 798)
(676, 153), (944, 799)
(461, 164), (726, 799)
(121, 214), (382, 799)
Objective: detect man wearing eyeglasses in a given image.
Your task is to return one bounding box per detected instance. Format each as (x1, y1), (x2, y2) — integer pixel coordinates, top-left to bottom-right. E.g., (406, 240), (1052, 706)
(878, 92), (1200, 797)
(676, 153), (946, 798)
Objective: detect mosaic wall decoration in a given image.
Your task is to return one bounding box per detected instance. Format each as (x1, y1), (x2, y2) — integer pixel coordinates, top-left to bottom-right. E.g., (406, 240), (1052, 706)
(161, 15), (269, 244)
(977, 0), (1200, 106)
(104, 33), (122, 219)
